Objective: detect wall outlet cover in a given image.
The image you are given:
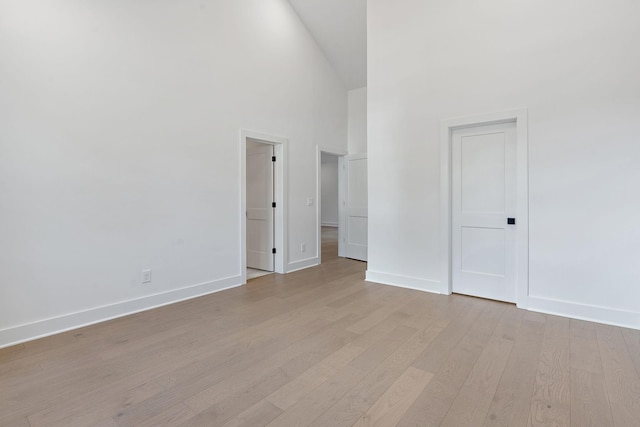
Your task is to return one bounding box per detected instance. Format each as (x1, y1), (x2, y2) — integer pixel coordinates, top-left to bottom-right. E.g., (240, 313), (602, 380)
(142, 269), (152, 283)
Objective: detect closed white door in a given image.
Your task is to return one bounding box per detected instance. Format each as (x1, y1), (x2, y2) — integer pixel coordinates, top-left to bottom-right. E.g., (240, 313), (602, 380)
(246, 141), (274, 271)
(341, 153), (368, 262)
(452, 122), (517, 302)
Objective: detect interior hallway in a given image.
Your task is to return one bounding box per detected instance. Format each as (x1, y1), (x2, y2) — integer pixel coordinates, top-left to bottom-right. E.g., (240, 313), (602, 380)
(321, 225), (339, 261)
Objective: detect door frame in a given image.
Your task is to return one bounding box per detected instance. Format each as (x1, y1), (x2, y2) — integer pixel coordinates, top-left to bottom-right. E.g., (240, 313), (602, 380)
(316, 145), (348, 264)
(440, 109), (529, 307)
(241, 130), (289, 283)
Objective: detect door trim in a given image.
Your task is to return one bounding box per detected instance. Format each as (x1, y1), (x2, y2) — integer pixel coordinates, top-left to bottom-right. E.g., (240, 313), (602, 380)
(440, 109), (529, 307)
(241, 130), (289, 283)
(316, 146), (348, 264)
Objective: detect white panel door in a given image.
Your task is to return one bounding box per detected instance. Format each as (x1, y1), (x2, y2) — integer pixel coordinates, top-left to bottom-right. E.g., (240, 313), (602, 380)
(341, 153), (368, 262)
(452, 122), (517, 302)
(246, 141), (274, 271)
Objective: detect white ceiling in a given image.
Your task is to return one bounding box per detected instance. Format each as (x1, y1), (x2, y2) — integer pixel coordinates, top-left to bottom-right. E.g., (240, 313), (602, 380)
(288, 0), (366, 90)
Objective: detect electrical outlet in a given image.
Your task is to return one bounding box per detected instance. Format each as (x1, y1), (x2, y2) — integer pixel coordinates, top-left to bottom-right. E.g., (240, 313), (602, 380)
(307, 197), (313, 206)
(301, 243), (306, 252)
(142, 269), (152, 283)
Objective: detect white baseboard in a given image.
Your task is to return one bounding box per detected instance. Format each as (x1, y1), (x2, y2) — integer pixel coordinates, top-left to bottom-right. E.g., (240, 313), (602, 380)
(287, 257), (320, 273)
(0, 275), (243, 349)
(365, 270), (444, 294)
(365, 271), (640, 331)
(321, 222), (338, 227)
(525, 296), (640, 330)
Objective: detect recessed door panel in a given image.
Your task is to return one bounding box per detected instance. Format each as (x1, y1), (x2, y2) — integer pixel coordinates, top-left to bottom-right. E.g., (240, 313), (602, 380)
(461, 132), (505, 213)
(460, 226), (505, 276)
(348, 217), (368, 247)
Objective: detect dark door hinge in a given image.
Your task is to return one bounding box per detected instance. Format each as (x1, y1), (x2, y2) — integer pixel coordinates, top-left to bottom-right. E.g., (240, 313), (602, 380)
(272, 248), (276, 254)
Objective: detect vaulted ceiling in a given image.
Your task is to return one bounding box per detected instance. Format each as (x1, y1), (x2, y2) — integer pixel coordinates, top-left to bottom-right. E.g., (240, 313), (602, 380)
(288, 0), (366, 90)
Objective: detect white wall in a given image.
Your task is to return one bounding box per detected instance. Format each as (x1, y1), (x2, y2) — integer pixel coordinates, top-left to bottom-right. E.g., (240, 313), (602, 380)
(321, 153), (339, 226)
(348, 87), (367, 154)
(367, 0), (640, 328)
(0, 0), (347, 347)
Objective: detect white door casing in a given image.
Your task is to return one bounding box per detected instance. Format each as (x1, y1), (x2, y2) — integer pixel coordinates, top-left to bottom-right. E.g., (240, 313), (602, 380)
(240, 130), (288, 283)
(246, 140), (274, 271)
(441, 109), (529, 306)
(341, 153), (368, 262)
(452, 122), (517, 302)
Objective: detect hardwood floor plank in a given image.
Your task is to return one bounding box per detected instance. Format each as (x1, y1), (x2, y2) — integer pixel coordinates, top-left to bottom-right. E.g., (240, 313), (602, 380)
(135, 403), (196, 427)
(265, 324), (421, 427)
(410, 296), (487, 373)
(570, 319), (604, 374)
(264, 365), (367, 427)
(28, 381), (166, 427)
(266, 343), (366, 410)
(91, 418), (119, 427)
(570, 368), (614, 427)
(152, 309), (336, 388)
(0, 416), (31, 427)
(116, 314), (359, 426)
(348, 325), (418, 373)
(0, 343), (26, 364)
(21, 293), (355, 426)
(4, 329), (198, 423)
(528, 316), (571, 427)
(484, 316), (546, 426)
(490, 304), (524, 342)
(569, 319), (614, 427)
(621, 328), (640, 377)
(178, 368), (293, 426)
(221, 400), (283, 427)
(348, 311), (412, 349)
(596, 324), (640, 426)
(310, 325), (445, 427)
(182, 318), (357, 416)
(345, 290), (414, 334)
(441, 336), (513, 426)
(398, 301), (506, 427)
(353, 366), (433, 427)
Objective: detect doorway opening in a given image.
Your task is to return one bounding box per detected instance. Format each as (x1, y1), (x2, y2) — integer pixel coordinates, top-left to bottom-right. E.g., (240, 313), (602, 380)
(316, 147), (347, 264)
(241, 130), (288, 284)
(320, 152), (341, 263)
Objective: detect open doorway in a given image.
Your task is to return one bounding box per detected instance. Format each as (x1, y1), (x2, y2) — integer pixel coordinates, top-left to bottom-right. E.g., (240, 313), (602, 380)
(320, 152), (340, 262)
(317, 147), (347, 264)
(241, 130), (288, 284)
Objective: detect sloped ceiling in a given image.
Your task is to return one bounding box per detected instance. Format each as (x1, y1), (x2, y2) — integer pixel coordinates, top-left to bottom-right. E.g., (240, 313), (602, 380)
(288, 0), (366, 90)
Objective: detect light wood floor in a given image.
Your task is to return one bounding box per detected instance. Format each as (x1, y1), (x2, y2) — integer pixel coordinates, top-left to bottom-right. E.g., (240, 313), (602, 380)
(1, 228), (639, 426)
